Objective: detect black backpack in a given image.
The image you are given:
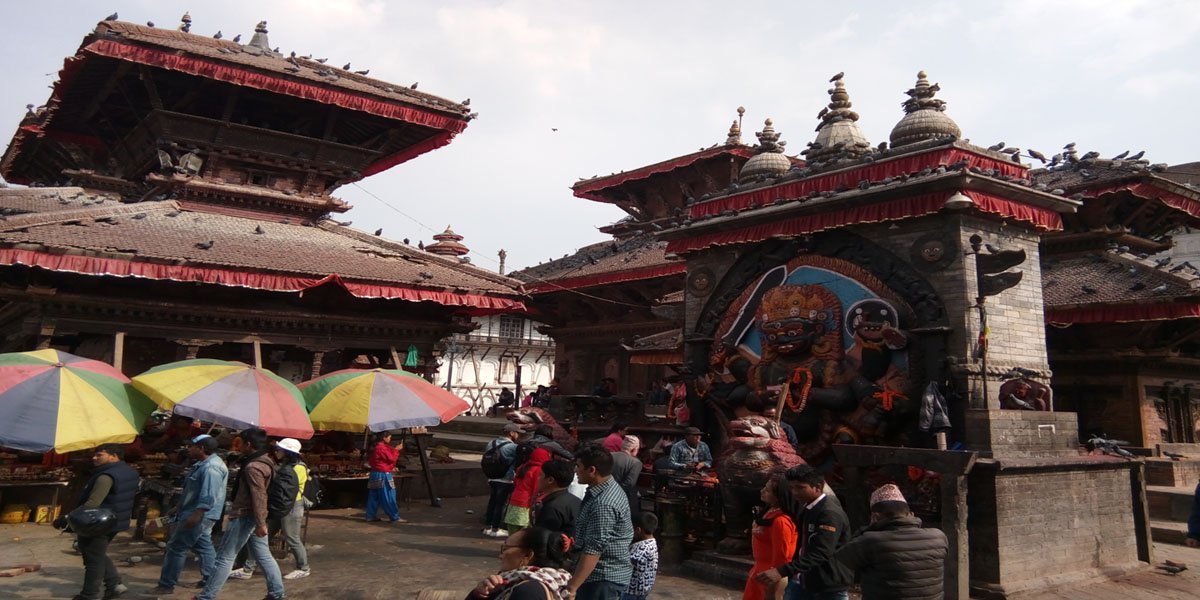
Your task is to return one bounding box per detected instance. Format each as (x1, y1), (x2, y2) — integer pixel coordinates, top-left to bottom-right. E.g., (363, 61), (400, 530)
(481, 439), (513, 479)
(300, 463), (322, 506)
(513, 438), (544, 471)
(267, 462), (300, 520)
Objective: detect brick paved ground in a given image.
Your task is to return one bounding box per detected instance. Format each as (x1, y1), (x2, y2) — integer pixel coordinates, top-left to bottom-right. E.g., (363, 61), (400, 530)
(0, 495), (1195, 599)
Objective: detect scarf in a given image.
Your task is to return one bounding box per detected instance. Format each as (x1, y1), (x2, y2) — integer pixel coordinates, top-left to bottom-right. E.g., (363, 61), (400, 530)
(495, 566), (572, 600)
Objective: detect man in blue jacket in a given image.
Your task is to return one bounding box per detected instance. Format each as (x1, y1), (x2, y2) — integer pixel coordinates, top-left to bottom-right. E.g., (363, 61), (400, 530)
(482, 423), (523, 538)
(143, 434), (228, 596)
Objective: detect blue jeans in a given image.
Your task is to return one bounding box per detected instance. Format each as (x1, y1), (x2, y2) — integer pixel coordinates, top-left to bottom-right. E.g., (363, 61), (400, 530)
(486, 481), (514, 529)
(782, 581), (848, 600)
(156, 516), (217, 590)
(576, 580), (625, 600)
(198, 516), (284, 600)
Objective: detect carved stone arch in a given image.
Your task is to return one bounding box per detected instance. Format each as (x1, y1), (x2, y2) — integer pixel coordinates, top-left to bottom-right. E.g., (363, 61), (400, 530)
(690, 231), (949, 381)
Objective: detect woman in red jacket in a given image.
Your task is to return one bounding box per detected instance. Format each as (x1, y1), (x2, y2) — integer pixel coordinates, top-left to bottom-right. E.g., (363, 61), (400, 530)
(745, 476), (797, 600)
(365, 432), (406, 523)
(504, 447), (550, 533)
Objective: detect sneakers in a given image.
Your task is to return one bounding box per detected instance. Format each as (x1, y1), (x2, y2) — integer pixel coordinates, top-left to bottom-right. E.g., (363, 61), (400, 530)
(140, 586), (173, 597)
(283, 569), (310, 580)
(491, 528), (510, 538)
(481, 527), (494, 537)
(227, 567), (254, 580)
(104, 583), (128, 599)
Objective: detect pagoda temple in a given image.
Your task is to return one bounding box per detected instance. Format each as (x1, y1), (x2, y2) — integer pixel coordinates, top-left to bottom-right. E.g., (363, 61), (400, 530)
(531, 70), (1200, 597)
(514, 114), (785, 395)
(0, 15), (525, 378)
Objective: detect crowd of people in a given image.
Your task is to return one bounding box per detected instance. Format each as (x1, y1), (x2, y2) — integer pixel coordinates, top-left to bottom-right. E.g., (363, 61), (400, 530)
(57, 412), (957, 600)
(478, 420), (952, 600)
(57, 428), (322, 600)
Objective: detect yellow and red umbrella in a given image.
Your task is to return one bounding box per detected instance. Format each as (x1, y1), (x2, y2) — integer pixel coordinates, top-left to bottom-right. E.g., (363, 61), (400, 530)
(300, 368), (468, 432)
(0, 349), (155, 453)
(132, 359), (313, 439)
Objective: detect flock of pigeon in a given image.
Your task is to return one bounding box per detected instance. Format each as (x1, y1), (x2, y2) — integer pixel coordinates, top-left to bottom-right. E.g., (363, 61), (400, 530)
(100, 12), (476, 120)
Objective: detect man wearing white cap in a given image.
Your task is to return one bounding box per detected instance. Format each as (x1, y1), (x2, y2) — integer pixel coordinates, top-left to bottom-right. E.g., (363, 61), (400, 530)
(231, 438), (311, 582)
(142, 435), (227, 597)
(835, 483), (947, 600)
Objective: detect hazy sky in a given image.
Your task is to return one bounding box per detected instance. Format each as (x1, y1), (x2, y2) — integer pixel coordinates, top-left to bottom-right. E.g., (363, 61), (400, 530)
(2, 1), (1198, 275)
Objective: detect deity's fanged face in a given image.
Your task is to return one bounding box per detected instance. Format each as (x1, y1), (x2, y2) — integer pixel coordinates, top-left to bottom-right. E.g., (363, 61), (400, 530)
(846, 299), (899, 343)
(761, 316), (826, 355)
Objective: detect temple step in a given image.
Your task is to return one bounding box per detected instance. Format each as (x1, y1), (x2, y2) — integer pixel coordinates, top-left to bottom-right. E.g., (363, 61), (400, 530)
(1150, 518), (1193, 546)
(676, 550), (753, 591)
(429, 415), (510, 453)
(1146, 485), (1196, 522)
(426, 431), (492, 454)
(1145, 457), (1200, 487)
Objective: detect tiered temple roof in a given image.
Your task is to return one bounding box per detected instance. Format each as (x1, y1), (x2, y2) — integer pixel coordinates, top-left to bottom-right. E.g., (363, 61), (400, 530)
(0, 16), (525, 313)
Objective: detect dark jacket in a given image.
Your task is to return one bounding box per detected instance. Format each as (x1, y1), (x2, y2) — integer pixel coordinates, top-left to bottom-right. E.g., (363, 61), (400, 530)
(778, 495), (853, 592)
(835, 515), (947, 600)
(534, 488), (581, 535)
(78, 461), (139, 534)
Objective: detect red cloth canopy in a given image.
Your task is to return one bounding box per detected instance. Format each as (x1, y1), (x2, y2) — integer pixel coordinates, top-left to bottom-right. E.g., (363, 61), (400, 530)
(0, 248), (525, 311)
(526, 263), (685, 293)
(666, 190), (1062, 255)
(688, 148), (1027, 219)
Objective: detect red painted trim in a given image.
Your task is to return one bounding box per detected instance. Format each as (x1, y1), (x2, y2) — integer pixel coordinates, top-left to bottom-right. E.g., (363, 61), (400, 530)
(573, 147), (755, 202)
(0, 248), (524, 310)
(687, 148), (1027, 219)
(665, 191), (1062, 255)
(527, 263), (686, 293)
(1045, 301), (1200, 324)
(1083, 181), (1200, 218)
(83, 40), (468, 134)
(361, 131), (456, 177)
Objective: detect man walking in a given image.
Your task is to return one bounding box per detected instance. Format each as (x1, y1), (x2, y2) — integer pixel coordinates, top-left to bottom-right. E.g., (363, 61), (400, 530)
(232, 438), (311, 581)
(567, 445), (634, 600)
(196, 428), (285, 600)
(755, 465), (852, 600)
(71, 444), (139, 600)
(835, 484), (947, 599)
(482, 423), (523, 537)
(143, 435), (227, 596)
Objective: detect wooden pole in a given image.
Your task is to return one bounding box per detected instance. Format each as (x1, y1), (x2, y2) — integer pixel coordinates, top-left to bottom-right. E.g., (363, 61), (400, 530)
(253, 340), (262, 369)
(390, 346), (403, 369)
(113, 332), (126, 373)
(936, 431), (948, 450)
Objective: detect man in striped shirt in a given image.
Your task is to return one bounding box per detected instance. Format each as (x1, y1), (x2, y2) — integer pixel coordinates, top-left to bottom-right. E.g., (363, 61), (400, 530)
(566, 444), (633, 600)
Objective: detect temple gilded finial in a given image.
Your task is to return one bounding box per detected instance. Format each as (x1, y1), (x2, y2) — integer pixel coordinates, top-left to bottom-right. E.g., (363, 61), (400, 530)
(178, 12), (192, 33)
(737, 118), (791, 182)
(248, 20), (271, 51)
(889, 70), (961, 147)
(805, 74), (871, 163)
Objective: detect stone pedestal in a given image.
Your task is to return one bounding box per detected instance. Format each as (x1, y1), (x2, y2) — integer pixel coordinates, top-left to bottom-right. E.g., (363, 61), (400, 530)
(967, 457), (1147, 598)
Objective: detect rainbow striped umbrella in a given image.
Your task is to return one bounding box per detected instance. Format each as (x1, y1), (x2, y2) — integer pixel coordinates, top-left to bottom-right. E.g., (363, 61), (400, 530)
(300, 368), (469, 432)
(132, 359), (313, 439)
(0, 349), (155, 453)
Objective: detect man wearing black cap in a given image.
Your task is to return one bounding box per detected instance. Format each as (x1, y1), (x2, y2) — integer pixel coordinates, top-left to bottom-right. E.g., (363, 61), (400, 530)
(143, 435), (228, 596)
(667, 427), (712, 472)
